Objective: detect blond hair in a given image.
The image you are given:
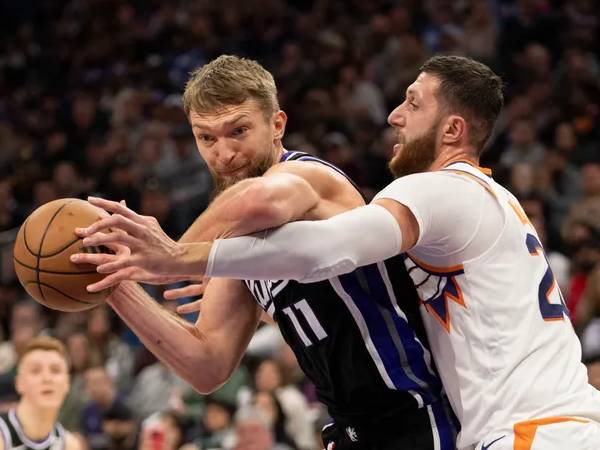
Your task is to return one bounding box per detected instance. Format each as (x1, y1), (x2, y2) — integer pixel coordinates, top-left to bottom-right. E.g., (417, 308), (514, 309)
(182, 55), (279, 119)
(17, 335), (69, 369)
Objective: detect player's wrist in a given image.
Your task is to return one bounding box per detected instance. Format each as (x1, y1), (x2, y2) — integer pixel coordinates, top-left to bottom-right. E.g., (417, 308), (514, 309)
(175, 242), (212, 276)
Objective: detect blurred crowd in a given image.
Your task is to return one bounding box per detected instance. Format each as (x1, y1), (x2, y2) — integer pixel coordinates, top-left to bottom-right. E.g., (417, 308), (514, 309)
(0, 0), (599, 449)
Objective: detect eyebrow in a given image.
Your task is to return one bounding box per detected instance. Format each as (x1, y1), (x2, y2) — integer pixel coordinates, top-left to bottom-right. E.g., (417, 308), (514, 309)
(191, 114), (250, 131)
(406, 88), (420, 101)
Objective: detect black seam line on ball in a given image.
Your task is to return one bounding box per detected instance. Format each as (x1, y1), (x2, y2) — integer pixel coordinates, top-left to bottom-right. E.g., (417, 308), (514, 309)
(36, 201), (75, 302)
(13, 256), (99, 275)
(38, 236), (81, 258)
(23, 218), (37, 257)
(24, 281), (97, 305)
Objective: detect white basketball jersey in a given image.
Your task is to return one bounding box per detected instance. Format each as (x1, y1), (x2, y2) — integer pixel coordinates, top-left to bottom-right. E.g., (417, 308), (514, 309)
(375, 161), (600, 449)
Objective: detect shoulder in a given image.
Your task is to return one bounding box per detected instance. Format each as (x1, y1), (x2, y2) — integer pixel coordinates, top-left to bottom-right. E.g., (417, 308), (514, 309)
(375, 170), (481, 205)
(64, 431), (84, 450)
(267, 159), (357, 193)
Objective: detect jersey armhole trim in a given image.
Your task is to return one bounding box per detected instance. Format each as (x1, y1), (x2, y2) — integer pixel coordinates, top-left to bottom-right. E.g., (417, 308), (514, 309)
(0, 416), (13, 450)
(374, 195), (426, 248)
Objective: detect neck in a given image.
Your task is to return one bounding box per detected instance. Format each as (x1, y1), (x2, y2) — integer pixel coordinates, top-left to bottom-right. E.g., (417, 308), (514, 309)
(429, 147), (479, 171)
(16, 401), (58, 440)
(275, 145), (286, 162)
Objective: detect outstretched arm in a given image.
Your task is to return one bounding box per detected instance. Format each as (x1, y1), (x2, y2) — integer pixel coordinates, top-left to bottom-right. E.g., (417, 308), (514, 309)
(75, 199), (414, 291)
(204, 200), (415, 282)
(72, 160), (363, 290)
(106, 278), (260, 393)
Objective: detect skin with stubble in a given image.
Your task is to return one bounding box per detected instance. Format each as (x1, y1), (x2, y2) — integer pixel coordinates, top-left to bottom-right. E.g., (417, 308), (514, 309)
(387, 72), (446, 179)
(190, 101), (286, 194)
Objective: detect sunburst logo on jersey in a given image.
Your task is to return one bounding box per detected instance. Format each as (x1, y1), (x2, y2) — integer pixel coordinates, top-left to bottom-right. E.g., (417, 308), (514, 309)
(403, 255), (467, 333)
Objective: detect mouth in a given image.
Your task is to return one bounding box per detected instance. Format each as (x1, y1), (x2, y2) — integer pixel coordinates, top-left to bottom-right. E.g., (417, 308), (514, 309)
(392, 143), (403, 157)
(216, 164), (249, 176)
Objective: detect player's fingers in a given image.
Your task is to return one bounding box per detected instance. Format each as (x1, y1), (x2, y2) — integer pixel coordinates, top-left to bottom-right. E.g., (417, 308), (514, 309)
(76, 214), (145, 238)
(70, 252), (117, 266)
(82, 230), (140, 250)
(96, 257), (132, 274)
(87, 196), (147, 225)
(86, 269), (130, 292)
(176, 299), (203, 314)
(163, 284), (206, 300)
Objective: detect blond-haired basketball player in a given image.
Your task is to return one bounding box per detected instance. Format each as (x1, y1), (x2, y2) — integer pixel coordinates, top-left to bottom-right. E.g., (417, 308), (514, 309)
(0, 336), (81, 450)
(75, 56), (600, 450)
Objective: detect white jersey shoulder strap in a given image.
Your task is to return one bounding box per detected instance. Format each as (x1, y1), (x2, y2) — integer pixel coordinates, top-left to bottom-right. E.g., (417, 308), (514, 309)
(0, 415), (13, 450)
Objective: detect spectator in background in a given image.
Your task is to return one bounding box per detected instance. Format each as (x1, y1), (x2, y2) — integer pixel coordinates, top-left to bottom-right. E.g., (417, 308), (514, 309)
(181, 396), (235, 450)
(0, 180), (25, 232)
(233, 405), (293, 450)
(86, 306), (134, 391)
(587, 356), (600, 391)
(127, 359), (188, 421)
(578, 266), (600, 359)
(139, 181), (185, 239)
(463, 0), (498, 62)
(104, 155), (141, 212)
(253, 391), (298, 449)
(521, 193), (571, 294)
(508, 162), (536, 198)
(101, 402), (138, 450)
(251, 359), (314, 450)
(0, 300), (44, 409)
(138, 411), (184, 450)
(562, 221), (600, 326)
(500, 117), (545, 166)
(81, 365), (128, 450)
(32, 180), (60, 209)
(52, 161), (90, 199)
(536, 147), (581, 233)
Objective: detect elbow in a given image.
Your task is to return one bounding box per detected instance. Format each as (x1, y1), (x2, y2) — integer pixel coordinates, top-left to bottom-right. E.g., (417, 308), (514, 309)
(189, 363), (233, 395)
(191, 375), (230, 395)
(191, 379), (225, 395)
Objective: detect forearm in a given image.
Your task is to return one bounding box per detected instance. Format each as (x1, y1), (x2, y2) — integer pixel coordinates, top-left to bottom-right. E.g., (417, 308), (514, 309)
(205, 204), (403, 282)
(179, 174), (319, 243)
(107, 281), (226, 392)
(179, 180), (255, 243)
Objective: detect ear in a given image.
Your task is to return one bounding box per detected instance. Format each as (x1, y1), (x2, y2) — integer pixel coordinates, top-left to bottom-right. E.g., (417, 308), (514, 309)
(441, 115), (467, 145)
(273, 110), (287, 142)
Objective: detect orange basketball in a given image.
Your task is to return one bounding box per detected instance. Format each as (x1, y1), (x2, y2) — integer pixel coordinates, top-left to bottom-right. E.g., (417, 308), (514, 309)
(13, 198), (111, 312)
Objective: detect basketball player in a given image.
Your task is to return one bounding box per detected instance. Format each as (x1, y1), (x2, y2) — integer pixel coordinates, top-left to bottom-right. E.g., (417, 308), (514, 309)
(76, 56), (600, 450)
(72, 55), (457, 449)
(0, 336), (81, 450)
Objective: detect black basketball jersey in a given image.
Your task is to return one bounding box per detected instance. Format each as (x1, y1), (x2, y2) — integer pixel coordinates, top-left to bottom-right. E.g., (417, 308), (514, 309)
(244, 151), (444, 425)
(0, 409), (66, 450)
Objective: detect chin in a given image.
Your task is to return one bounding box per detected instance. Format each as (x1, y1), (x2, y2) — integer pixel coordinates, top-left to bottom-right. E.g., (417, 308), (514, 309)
(35, 396), (65, 410)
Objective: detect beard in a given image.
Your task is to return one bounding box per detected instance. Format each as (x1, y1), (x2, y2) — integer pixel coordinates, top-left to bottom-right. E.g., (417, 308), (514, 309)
(210, 147), (277, 195)
(388, 122), (439, 179)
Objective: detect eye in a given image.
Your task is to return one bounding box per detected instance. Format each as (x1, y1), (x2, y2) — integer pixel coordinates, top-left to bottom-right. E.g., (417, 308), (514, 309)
(231, 126), (248, 137)
(196, 134), (215, 145)
(410, 102), (418, 111)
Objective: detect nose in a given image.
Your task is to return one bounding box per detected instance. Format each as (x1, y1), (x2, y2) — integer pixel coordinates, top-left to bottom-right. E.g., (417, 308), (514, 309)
(41, 370), (53, 383)
(213, 140), (237, 167)
(387, 105), (405, 127)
